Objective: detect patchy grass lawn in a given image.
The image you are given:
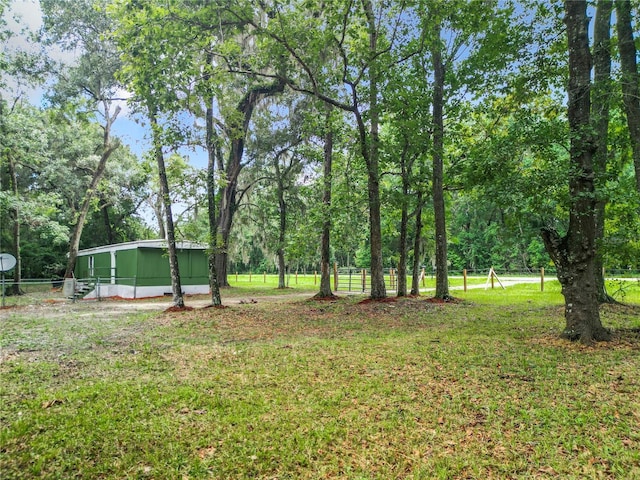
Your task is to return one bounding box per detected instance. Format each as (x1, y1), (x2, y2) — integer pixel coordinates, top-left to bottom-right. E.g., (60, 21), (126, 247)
(1, 283), (639, 479)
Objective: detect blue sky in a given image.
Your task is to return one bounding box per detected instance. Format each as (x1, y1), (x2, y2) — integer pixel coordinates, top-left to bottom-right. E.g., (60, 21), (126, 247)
(5, 0), (209, 169)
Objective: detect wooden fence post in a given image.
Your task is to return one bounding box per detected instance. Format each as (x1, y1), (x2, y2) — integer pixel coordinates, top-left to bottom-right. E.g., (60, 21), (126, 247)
(463, 269), (467, 292)
(333, 262), (338, 291)
(314, 271), (317, 285)
(540, 267), (544, 292)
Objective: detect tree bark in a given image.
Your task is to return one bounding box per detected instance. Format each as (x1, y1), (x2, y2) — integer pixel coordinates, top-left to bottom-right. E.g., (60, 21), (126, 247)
(411, 190), (424, 296)
(64, 102), (120, 279)
(592, 0), (615, 303)
(615, 0), (640, 193)
(215, 80), (286, 286)
(206, 90), (222, 307)
(276, 165), (287, 289)
(316, 106), (334, 298)
(149, 107), (184, 308)
(542, 1), (609, 343)
(431, 23), (451, 300)
(100, 195), (114, 245)
(362, 0), (386, 300)
(397, 147), (411, 297)
(8, 153), (22, 295)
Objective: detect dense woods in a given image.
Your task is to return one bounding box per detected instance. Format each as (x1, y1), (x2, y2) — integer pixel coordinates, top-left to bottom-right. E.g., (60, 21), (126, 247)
(1, 0), (639, 341)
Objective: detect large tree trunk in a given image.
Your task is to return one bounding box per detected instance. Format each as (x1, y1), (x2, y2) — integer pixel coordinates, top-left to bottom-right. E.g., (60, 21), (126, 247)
(316, 106), (334, 298)
(215, 80), (285, 286)
(592, 0), (615, 304)
(411, 190), (424, 296)
(206, 93), (222, 307)
(64, 102), (120, 279)
(542, 1), (609, 343)
(150, 108), (184, 308)
(615, 0), (640, 193)
(431, 24), (451, 300)
(362, 0), (386, 300)
(214, 150), (237, 287)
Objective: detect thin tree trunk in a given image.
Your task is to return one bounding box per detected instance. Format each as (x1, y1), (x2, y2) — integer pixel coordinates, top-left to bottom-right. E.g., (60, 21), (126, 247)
(149, 107), (184, 308)
(615, 0), (640, 193)
(8, 153), (21, 295)
(431, 23), (451, 300)
(150, 194), (166, 240)
(64, 103), (120, 279)
(362, 0), (386, 299)
(411, 190), (424, 296)
(542, 1), (609, 343)
(397, 147), (410, 297)
(206, 90), (222, 306)
(100, 196), (114, 245)
(276, 171), (287, 289)
(592, 0), (615, 303)
(317, 105), (334, 298)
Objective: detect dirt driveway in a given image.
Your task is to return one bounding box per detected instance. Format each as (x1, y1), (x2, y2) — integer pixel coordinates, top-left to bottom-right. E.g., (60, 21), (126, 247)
(0, 291), (320, 320)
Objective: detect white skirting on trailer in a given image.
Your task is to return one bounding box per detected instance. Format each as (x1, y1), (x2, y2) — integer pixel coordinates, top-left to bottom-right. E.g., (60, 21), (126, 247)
(82, 284), (210, 299)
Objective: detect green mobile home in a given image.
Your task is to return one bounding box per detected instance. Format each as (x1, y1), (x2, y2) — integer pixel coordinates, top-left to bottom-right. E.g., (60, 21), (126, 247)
(75, 240), (210, 299)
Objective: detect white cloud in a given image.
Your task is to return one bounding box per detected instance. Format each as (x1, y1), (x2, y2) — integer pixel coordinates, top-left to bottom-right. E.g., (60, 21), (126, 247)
(7, 0), (42, 33)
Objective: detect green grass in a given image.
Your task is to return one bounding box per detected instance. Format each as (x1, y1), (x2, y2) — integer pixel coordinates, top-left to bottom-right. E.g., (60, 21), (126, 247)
(209, 272), (493, 291)
(1, 283), (639, 479)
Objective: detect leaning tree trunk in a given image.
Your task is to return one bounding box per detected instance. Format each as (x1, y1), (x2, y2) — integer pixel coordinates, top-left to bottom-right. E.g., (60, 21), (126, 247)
(64, 103), (120, 279)
(316, 106), (334, 298)
(206, 94), (222, 307)
(411, 189), (424, 296)
(150, 108), (184, 308)
(592, 0), (615, 304)
(362, 0), (386, 299)
(431, 23), (451, 300)
(615, 0), (640, 193)
(542, 0), (610, 343)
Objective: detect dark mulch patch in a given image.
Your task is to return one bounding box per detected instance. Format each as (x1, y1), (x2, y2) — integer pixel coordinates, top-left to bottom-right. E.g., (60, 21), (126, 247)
(202, 304), (229, 309)
(424, 296), (463, 304)
(310, 294), (341, 301)
(164, 305), (195, 313)
(358, 296), (398, 305)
